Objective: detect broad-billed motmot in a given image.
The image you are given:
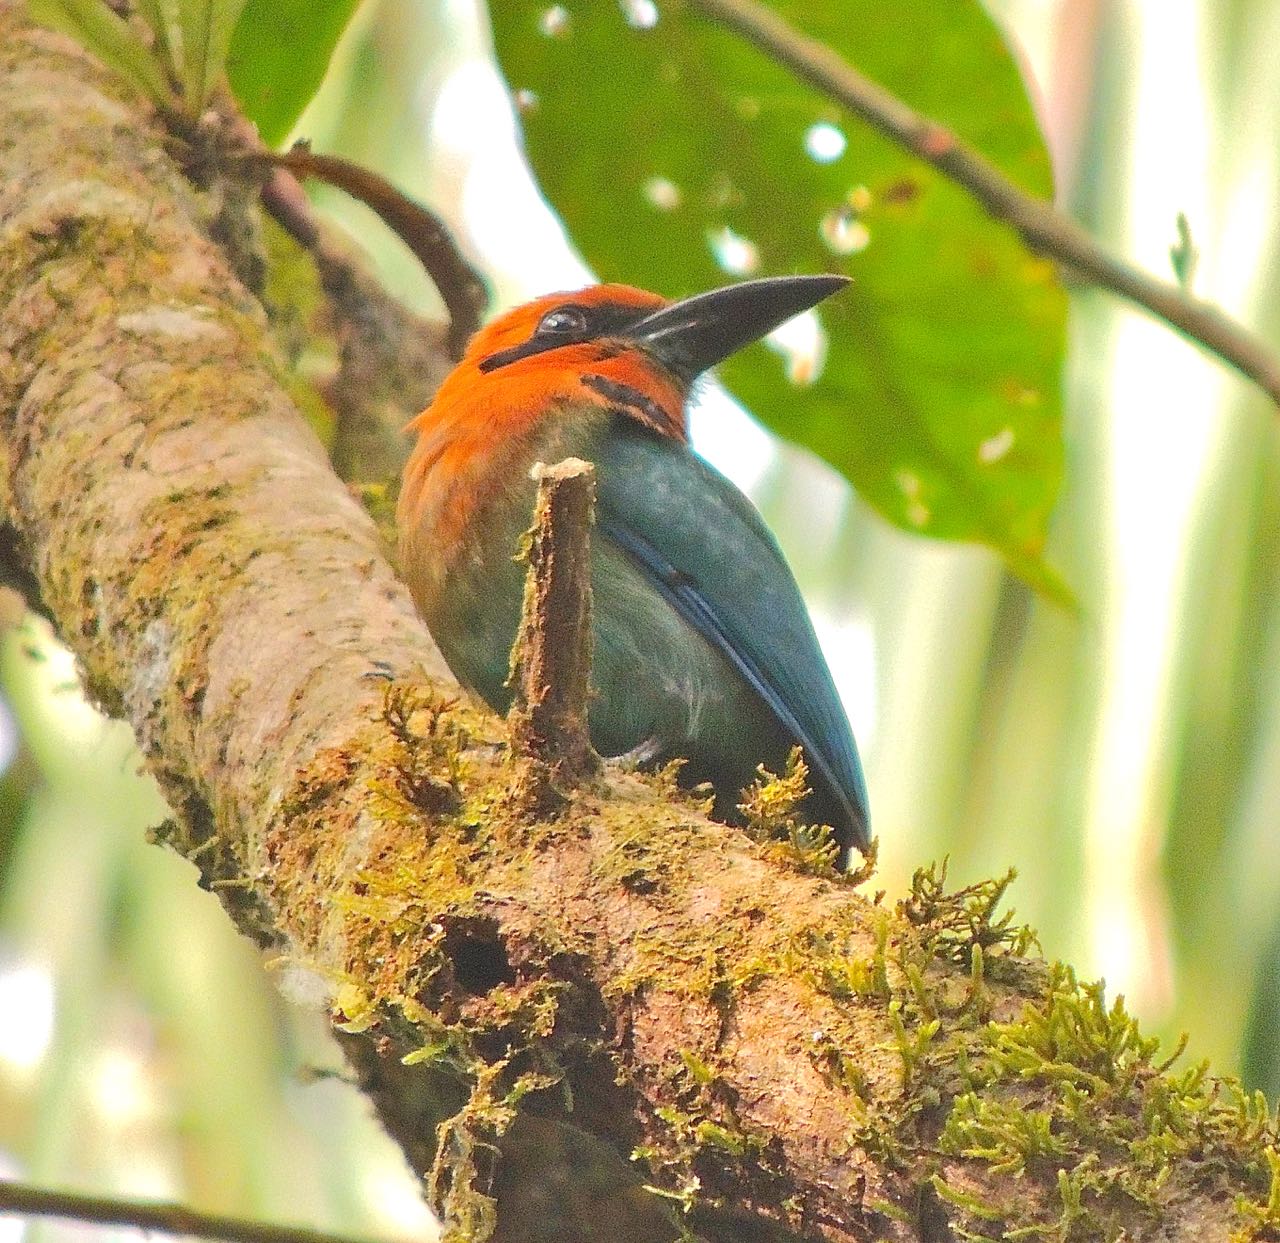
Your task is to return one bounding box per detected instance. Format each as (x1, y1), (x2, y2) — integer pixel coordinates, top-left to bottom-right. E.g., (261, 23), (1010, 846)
(397, 274), (871, 859)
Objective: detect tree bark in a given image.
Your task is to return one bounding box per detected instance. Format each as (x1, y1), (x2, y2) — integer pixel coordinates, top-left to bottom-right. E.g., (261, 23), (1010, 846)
(0, 10), (1275, 1243)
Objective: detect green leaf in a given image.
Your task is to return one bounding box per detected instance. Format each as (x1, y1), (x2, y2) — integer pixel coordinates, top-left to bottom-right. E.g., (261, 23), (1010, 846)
(490, 0), (1069, 588)
(27, 0), (174, 107)
(131, 0), (179, 83)
(176, 0), (248, 112)
(225, 0), (364, 146)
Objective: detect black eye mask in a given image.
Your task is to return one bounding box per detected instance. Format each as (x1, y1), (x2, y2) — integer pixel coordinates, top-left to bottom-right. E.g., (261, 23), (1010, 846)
(477, 301), (653, 373)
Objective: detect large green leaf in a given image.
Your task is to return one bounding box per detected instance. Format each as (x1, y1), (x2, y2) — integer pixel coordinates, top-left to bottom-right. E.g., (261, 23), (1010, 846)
(225, 0), (364, 146)
(489, 0), (1068, 590)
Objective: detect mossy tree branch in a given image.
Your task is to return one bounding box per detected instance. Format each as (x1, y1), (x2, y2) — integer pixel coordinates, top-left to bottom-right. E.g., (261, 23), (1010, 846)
(1, 9), (1278, 1243)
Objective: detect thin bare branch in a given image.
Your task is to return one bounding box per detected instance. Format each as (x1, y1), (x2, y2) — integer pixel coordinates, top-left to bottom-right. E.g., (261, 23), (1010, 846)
(0, 1182), (390, 1243)
(264, 143), (488, 361)
(688, 0), (1280, 407)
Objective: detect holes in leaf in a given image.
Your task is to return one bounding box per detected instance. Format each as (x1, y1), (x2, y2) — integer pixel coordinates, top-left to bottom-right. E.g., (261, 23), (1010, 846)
(707, 225), (760, 275)
(804, 121), (847, 163)
(643, 176), (681, 210)
(821, 187), (873, 256)
(620, 0), (659, 29)
(895, 470), (931, 528)
(766, 308), (829, 387)
(978, 427), (1016, 464)
(821, 207), (870, 256)
(539, 5), (571, 37)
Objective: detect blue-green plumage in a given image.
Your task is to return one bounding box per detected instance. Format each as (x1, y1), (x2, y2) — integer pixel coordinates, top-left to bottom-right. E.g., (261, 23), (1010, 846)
(595, 420), (870, 851)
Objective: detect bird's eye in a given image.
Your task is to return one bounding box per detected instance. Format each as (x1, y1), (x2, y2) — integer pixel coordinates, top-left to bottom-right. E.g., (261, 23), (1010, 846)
(537, 306), (588, 335)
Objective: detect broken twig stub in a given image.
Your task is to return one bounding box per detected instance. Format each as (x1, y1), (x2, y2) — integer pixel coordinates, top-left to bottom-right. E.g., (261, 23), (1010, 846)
(508, 458), (601, 812)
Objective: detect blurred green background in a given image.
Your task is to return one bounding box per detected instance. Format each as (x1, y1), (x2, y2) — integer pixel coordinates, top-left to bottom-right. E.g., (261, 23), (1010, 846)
(5, 0), (1280, 1238)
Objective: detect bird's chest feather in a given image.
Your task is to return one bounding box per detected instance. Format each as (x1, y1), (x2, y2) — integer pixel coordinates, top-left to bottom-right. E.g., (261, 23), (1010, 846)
(399, 407), (608, 702)
(399, 411), (724, 741)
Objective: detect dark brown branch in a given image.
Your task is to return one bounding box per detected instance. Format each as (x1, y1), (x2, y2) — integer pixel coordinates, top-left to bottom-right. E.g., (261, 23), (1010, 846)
(688, 0), (1280, 407)
(508, 457), (601, 812)
(264, 144), (488, 361)
(0, 1182), (390, 1243)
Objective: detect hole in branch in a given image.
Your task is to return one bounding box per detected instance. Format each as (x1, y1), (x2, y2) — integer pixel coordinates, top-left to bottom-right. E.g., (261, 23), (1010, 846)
(447, 926), (516, 995)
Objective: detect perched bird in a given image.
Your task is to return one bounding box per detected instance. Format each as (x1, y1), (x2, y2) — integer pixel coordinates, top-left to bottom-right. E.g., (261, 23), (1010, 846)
(397, 274), (870, 858)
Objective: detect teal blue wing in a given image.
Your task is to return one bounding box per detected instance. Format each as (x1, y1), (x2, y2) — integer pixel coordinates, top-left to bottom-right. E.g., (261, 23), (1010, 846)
(594, 419), (870, 851)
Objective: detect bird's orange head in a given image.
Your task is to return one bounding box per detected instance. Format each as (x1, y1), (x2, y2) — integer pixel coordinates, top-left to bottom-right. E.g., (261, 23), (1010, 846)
(406, 273), (849, 465)
(399, 274), (848, 583)
(417, 284), (684, 453)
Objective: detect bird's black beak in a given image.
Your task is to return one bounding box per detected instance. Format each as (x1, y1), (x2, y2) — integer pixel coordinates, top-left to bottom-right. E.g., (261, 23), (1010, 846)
(623, 273), (850, 382)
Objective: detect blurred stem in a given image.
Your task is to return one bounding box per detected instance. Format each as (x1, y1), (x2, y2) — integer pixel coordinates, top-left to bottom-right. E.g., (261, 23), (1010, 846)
(0, 1182), (390, 1243)
(687, 0), (1280, 408)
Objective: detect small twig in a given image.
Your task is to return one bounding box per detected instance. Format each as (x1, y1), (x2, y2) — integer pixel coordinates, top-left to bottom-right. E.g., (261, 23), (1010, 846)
(688, 0), (1280, 408)
(262, 144), (488, 361)
(0, 1181), (389, 1243)
(508, 458), (601, 813)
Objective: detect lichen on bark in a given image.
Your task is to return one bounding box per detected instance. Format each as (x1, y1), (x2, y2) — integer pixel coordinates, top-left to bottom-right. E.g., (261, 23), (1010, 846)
(1, 9), (1278, 1243)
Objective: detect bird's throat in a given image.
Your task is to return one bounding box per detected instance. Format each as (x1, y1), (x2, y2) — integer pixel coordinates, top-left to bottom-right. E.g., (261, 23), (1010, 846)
(397, 401), (609, 619)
